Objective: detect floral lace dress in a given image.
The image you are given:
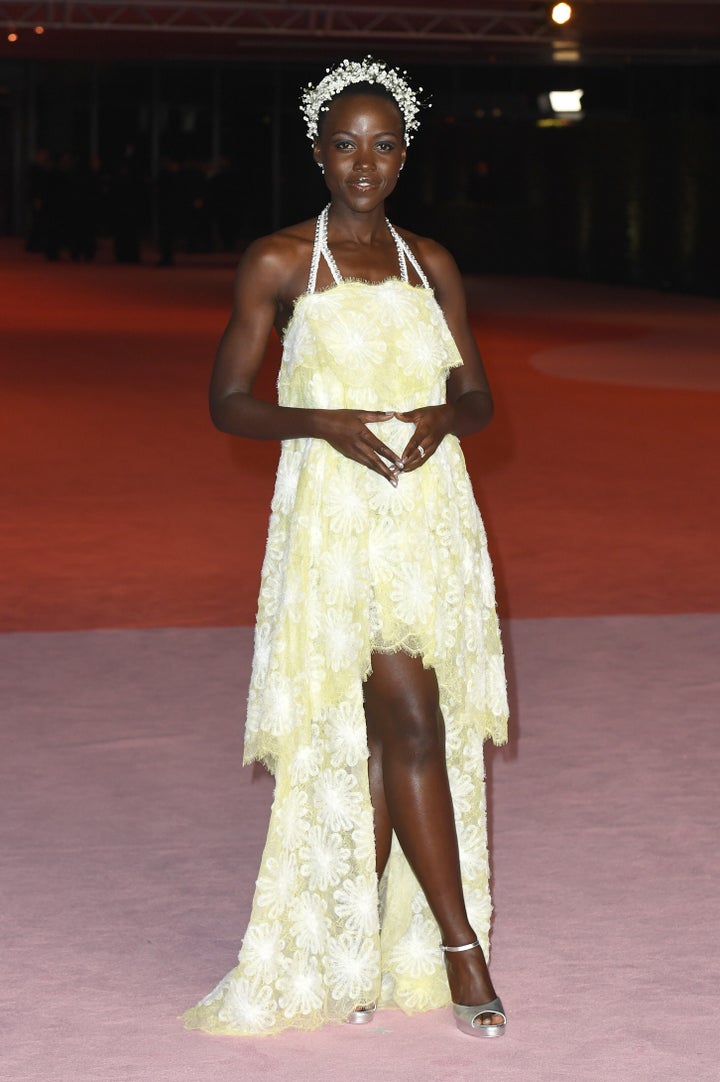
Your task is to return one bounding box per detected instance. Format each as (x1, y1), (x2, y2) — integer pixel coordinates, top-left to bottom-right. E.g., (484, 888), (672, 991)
(182, 209), (508, 1036)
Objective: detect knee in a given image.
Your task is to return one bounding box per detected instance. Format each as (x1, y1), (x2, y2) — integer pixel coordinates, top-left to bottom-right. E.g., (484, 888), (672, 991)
(364, 653), (445, 763)
(387, 706), (444, 765)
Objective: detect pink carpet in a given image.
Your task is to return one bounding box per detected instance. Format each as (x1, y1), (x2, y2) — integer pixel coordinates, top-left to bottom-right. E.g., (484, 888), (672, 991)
(2, 616), (718, 1081)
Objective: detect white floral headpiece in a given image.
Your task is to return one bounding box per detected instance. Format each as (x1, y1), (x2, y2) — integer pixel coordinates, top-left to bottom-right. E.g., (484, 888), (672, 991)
(300, 57), (426, 143)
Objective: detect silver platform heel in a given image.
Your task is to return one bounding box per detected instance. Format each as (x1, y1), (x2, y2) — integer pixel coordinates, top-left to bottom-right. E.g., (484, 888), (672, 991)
(345, 1002), (377, 1025)
(440, 940), (507, 1038)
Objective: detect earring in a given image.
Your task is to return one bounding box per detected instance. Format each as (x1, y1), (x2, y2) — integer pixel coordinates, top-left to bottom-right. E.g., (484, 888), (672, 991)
(317, 162), (325, 173)
(399, 163), (404, 172)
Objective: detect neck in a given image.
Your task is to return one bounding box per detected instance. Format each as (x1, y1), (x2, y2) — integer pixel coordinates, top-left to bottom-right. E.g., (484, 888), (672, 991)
(326, 201), (389, 244)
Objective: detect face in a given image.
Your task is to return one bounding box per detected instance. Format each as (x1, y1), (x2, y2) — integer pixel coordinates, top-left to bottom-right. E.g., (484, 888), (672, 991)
(313, 93), (407, 210)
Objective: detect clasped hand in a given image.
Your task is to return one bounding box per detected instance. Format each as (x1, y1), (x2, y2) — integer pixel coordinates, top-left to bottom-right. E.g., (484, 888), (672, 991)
(316, 405), (453, 487)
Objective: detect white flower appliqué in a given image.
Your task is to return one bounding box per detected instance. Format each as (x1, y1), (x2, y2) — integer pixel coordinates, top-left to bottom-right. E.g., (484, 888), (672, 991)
(388, 916), (439, 978)
(326, 931), (380, 1002)
(299, 825), (350, 891)
(277, 954), (325, 1017)
(289, 890), (331, 954)
(314, 768), (363, 833)
(240, 920), (285, 983)
(333, 875), (380, 937)
(255, 852), (298, 920)
(218, 976), (277, 1032)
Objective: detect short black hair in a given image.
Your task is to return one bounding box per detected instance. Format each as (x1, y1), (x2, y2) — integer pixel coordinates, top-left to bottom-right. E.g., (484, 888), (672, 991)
(317, 81), (405, 139)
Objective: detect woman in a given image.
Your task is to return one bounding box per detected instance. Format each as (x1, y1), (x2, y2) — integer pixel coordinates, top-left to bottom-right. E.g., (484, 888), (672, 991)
(182, 58), (509, 1039)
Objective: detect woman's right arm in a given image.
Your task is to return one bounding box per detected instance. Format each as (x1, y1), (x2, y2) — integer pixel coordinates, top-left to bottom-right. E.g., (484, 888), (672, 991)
(208, 235), (403, 483)
(209, 235), (318, 440)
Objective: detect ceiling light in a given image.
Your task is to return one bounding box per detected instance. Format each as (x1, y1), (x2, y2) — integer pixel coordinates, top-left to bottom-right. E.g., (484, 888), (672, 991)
(551, 3), (573, 25)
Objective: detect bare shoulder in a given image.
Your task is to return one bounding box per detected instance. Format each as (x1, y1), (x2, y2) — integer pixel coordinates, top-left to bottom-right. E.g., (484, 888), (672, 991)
(236, 217), (317, 305)
(394, 226), (464, 299)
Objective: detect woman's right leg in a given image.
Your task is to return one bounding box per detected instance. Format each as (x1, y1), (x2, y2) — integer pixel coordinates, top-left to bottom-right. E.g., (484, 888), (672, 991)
(367, 730), (393, 879)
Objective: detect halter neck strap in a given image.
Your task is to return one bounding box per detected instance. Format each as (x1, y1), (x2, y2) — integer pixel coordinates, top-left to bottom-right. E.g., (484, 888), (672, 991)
(306, 204), (430, 293)
(390, 223), (430, 289)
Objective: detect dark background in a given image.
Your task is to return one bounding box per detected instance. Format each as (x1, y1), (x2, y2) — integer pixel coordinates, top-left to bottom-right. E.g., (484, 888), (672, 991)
(1, 1), (719, 293)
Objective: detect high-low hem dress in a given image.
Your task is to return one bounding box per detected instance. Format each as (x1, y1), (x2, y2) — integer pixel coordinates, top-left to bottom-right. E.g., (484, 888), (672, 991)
(182, 206), (508, 1036)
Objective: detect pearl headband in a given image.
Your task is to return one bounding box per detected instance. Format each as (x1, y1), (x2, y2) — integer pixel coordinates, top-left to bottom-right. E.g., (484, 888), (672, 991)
(300, 56), (426, 143)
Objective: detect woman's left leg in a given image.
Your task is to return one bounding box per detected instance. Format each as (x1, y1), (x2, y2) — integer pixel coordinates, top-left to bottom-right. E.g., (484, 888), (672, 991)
(363, 650), (501, 1017)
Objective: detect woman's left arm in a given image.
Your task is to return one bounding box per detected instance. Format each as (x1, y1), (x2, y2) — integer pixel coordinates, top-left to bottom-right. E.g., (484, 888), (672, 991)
(396, 239), (493, 471)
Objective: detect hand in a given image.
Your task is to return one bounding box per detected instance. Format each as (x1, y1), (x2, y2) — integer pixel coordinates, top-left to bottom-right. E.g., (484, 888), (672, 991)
(314, 409), (405, 486)
(394, 405), (454, 472)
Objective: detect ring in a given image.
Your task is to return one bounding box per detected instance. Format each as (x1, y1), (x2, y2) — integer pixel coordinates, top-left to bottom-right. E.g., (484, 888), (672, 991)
(418, 445), (426, 459)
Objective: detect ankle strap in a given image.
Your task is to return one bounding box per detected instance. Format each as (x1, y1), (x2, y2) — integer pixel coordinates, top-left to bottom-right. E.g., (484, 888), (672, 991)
(440, 939), (481, 953)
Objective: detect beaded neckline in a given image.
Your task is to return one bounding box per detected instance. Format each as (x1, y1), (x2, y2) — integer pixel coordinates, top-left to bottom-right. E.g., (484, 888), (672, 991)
(307, 204), (429, 294)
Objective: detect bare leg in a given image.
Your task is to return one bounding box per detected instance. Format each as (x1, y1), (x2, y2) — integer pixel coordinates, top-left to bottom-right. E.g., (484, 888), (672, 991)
(363, 651), (501, 1021)
(367, 731), (393, 879)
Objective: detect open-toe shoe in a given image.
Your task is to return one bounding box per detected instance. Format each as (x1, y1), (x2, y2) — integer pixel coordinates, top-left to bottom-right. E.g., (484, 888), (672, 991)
(440, 939), (506, 1038)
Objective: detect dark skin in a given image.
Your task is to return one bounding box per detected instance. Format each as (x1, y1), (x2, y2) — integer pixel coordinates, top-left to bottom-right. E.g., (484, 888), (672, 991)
(210, 92), (501, 1023)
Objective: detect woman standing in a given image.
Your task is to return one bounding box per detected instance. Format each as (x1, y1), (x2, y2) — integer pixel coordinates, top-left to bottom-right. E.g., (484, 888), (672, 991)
(182, 58), (509, 1039)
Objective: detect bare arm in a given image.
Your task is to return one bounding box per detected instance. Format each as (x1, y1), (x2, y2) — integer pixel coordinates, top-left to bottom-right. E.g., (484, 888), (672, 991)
(430, 241), (494, 434)
(395, 238), (493, 471)
(209, 233), (404, 483)
(209, 234), (314, 439)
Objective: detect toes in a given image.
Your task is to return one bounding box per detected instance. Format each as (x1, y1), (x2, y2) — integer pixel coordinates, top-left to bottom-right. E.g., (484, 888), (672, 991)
(475, 1012), (503, 1027)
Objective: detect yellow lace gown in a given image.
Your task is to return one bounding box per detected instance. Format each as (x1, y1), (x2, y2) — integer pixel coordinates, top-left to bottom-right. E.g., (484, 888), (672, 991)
(182, 208), (508, 1035)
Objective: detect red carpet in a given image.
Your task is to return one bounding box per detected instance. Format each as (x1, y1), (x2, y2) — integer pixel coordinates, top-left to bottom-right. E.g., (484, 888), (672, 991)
(2, 241), (718, 631)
